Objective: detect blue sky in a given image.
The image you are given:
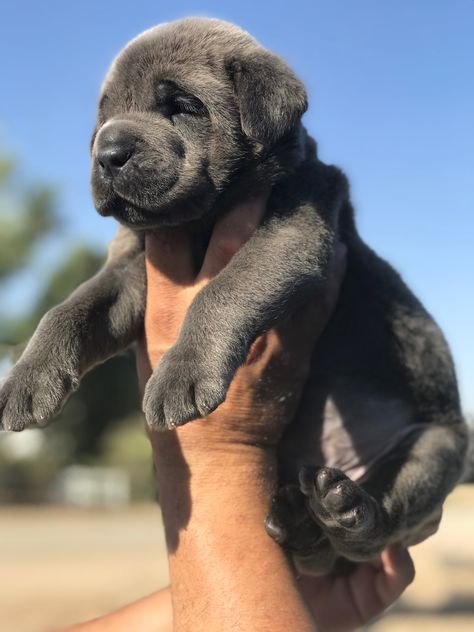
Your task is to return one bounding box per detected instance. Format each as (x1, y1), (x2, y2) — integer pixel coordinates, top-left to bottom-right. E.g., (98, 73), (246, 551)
(0, 1), (473, 411)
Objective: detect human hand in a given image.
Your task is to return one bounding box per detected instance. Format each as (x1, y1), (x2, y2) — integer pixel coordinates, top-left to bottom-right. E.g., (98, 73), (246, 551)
(298, 545), (415, 631)
(137, 195), (346, 455)
(64, 547), (414, 632)
(135, 196), (350, 632)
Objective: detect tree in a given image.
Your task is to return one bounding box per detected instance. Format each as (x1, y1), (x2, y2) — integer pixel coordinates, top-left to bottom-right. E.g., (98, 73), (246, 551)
(0, 157), (56, 280)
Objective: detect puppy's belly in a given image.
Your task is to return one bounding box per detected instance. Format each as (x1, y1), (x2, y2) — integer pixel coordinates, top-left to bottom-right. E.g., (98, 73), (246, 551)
(318, 389), (426, 481)
(279, 375), (426, 483)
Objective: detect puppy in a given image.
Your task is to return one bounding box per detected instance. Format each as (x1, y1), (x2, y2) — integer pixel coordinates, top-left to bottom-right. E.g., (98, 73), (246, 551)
(0, 18), (467, 574)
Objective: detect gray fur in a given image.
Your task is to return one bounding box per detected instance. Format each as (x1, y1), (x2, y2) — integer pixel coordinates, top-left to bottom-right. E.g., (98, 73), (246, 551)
(0, 18), (467, 574)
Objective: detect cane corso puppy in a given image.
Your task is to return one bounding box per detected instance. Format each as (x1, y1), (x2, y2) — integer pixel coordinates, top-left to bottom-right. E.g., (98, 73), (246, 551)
(0, 18), (467, 574)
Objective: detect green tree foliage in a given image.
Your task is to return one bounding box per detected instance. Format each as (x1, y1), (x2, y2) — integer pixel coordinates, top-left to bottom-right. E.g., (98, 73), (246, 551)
(4, 246), (105, 346)
(0, 158), (56, 280)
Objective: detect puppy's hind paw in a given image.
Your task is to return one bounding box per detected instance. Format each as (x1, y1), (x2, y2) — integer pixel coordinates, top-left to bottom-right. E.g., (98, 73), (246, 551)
(299, 466), (387, 560)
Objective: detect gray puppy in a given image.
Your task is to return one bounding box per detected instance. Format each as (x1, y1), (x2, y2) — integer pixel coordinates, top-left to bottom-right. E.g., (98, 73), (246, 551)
(0, 18), (467, 574)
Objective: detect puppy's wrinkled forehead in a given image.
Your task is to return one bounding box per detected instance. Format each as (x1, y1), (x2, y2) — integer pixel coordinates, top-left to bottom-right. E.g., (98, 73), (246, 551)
(101, 18), (256, 111)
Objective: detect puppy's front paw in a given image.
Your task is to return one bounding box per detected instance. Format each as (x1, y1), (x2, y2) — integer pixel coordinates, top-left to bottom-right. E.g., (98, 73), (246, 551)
(299, 466), (387, 561)
(0, 359), (79, 432)
(143, 343), (231, 430)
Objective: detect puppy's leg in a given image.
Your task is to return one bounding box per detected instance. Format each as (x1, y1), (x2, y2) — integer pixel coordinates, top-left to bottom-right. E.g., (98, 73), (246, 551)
(268, 420), (467, 571)
(144, 166), (346, 429)
(359, 420), (467, 550)
(0, 227), (145, 431)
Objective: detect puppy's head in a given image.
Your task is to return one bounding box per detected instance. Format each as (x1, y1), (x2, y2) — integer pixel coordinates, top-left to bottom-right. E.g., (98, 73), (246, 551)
(91, 18), (307, 228)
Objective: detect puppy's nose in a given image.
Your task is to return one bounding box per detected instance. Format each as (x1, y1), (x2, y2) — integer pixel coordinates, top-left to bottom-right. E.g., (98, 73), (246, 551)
(97, 142), (134, 176)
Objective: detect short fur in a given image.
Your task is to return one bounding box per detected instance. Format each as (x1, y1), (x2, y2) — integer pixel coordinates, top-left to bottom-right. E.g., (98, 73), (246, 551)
(0, 18), (467, 574)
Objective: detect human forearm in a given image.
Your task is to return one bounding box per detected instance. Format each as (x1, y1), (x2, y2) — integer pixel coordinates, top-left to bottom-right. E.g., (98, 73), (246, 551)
(140, 206), (341, 632)
(63, 588), (172, 632)
(154, 432), (316, 632)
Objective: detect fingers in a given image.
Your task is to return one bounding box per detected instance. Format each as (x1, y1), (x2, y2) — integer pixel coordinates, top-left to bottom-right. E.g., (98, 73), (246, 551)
(145, 230), (195, 290)
(142, 197), (266, 371)
(145, 194), (267, 294)
(196, 194), (267, 282)
(144, 231), (196, 355)
(376, 545), (415, 607)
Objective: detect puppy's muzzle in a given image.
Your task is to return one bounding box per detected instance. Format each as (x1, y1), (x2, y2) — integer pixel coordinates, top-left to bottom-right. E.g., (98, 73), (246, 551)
(96, 128), (136, 179)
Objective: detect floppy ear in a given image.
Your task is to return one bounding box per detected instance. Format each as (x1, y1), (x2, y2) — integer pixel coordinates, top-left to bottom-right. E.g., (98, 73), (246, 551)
(227, 50), (308, 145)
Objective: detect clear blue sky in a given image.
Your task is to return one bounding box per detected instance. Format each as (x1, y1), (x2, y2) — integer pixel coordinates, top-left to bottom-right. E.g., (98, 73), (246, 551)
(0, 1), (473, 412)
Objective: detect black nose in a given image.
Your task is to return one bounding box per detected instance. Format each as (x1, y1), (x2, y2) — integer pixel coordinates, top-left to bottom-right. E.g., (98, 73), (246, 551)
(97, 141), (134, 176)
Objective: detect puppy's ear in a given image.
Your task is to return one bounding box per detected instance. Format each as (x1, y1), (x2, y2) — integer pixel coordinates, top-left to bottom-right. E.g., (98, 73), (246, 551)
(227, 51), (307, 145)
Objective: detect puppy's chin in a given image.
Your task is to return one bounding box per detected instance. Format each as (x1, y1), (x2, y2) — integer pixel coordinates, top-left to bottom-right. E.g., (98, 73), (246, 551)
(95, 197), (157, 229)
(95, 194), (214, 230)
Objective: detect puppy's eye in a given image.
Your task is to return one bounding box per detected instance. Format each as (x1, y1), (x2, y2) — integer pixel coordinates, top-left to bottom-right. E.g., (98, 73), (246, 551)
(176, 98), (206, 116)
(156, 97), (207, 121)
(154, 81), (207, 122)
(155, 100), (176, 118)
(156, 97), (207, 120)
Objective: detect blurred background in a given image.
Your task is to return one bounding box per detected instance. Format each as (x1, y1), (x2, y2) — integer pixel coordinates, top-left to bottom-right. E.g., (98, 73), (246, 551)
(0, 1), (473, 630)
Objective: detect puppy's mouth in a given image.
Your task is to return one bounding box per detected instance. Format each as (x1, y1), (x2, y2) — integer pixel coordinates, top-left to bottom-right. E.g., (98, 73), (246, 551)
(93, 166), (182, 228)
(95, 188), (213, 230)
(93, 159), (218, 229)
(96, 195), (160, 228)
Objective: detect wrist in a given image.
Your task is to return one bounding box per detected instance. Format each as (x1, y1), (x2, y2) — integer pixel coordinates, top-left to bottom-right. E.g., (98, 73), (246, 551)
(152, 427), (277, 492)
(152, 429), (278, 549)
(149, 413), (278, 470)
